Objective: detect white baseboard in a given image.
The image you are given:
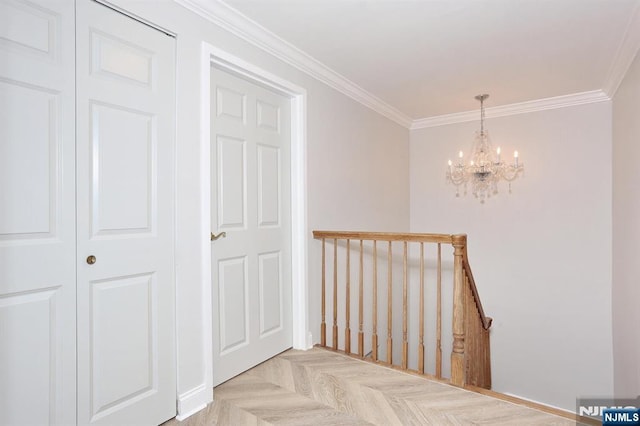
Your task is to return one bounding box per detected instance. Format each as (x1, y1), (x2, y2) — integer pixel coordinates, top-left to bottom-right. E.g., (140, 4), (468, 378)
(502, 392), (574, 415)
(176, 384), (212, 421)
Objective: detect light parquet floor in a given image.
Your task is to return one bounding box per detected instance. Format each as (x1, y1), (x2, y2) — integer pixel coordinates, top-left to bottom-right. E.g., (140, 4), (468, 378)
(165, 348), (574, 425)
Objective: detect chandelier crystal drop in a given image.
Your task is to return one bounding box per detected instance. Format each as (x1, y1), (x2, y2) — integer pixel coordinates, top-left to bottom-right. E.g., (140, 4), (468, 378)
(446, 94), (524, 203)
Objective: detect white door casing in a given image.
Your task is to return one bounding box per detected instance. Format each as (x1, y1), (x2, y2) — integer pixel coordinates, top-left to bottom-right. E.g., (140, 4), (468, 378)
(211, 66), (293, 385)
(76, 1), (176, 424)
(0, 0), (76, 424)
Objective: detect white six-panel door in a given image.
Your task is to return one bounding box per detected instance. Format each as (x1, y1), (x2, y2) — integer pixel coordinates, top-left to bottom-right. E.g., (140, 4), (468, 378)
(211, 66), (292, 385)
(0, 0), (76, 424)
(75, 1), (176, 424)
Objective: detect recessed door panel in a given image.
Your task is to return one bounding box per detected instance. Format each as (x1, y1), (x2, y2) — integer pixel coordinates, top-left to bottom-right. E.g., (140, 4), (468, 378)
(0, 288), (59, 425)
(90, 102), (154, 237)
(218, 257), (249, 353)
(0, 0), (56, 60)
(256, 100), (279, 132)
(90, 30), (154, 87)
(257, 144), (280, 227)
(0, 79), (57, 239)
(216, 86), (246, 122)
(90, 274), (156, 420)
(217, 135), (246, 229)
(258, 251), (282, 336)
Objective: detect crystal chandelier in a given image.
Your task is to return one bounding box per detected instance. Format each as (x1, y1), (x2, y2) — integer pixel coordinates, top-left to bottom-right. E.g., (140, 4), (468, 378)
(446, 94), (524, 203)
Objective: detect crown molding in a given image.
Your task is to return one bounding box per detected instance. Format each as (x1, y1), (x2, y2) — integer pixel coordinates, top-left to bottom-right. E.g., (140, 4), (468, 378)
(174, 0), (413, 128)
(602, 2), (640, 98)
(174, 0), (625, 131)
(410, 90), (610, 130)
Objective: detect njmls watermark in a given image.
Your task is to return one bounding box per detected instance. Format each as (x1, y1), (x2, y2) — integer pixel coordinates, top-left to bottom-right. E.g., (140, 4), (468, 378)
(577, 397), (640, 425)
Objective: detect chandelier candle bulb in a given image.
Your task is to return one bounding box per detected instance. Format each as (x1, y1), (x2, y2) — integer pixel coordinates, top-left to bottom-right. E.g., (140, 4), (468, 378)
(514, 150), (519, 167)
(496, 146), (501, 162)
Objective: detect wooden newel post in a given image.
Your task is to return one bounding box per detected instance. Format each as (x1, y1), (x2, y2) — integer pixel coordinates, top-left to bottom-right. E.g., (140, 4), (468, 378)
(451, 234), (467, 386)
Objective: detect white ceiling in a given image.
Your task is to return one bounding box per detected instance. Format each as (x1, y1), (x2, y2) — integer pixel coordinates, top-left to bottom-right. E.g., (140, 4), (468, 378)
(192, 0), (640, 124)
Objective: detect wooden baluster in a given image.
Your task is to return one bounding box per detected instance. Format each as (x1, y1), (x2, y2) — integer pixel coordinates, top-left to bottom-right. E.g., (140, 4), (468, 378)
(436, 243), (442, 379)
(333, 239), (338, 350)
(321, 238), (326, 347)
(402, 242), (408, 370)
(358, 240), (364, 358)
(418, 242), (425, 373)
(387, 241), (393, 365)
(345, 239), (351, 354)
(451, 234), (467, 386)
(372, 241), (378, 361)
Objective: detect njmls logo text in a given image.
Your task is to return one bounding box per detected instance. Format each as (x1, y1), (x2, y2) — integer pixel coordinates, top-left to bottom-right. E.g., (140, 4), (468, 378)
(577, 397), (640, 425)
(602, 408), (640, 425)
(579, 406), (638, 417)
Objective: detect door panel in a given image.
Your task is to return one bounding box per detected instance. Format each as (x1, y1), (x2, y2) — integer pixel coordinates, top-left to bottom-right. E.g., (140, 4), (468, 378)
(76, 1), (176, 424)
(0, 80), (57, 237)
(211, 67), (292, 386)
(217, 135), (246, 229)
(0, 0), (76, 424)
(90, 273), (157, 415)
(219, 256), (249, 353)
(90, 102), (154, 235)
(258, 251), (282, 335)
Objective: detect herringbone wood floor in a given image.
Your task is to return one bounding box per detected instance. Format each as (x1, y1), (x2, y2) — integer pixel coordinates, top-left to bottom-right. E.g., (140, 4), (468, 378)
(164, 348), (575, 425)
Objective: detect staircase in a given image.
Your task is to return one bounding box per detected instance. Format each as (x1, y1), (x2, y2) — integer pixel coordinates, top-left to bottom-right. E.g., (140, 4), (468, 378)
(312, 231), (492, 389)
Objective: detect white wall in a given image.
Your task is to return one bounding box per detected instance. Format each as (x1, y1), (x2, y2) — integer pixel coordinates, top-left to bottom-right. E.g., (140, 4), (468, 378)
(612, 49), (640, 399)
(104, 0), (410, 416)
(306, 86), (411, 346)
(409, 102), (614, 411)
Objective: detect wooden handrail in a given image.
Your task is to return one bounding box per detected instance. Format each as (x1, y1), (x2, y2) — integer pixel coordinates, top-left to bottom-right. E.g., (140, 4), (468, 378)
(312, 230), (454, 244)
(313, 230), (492, 389)
(462, 258), (492, 330)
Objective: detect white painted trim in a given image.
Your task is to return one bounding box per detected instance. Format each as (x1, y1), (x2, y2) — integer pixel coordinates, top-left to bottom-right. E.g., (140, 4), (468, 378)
(410, 90), (610, 129)
(174, 40), (218, 422)
(602, 2), (640, 97)
(176, 384), (211, 421)
(290, 89), (313, 351)
(174, 0), (412, 128)
(502, 392), (575, 417)
(189, 44), (310, 421)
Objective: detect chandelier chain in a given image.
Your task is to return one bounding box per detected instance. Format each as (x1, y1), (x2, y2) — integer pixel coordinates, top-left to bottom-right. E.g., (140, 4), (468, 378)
(480, 96), (484, 134)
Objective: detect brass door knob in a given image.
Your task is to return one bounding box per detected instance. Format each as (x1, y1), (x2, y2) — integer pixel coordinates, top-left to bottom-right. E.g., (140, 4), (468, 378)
(86, 255), (96, 265)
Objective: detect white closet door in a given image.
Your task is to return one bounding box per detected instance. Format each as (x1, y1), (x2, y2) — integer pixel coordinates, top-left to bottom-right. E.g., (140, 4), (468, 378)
(211, 66), (292, 386)
(0, 0), (76, 424)
(76, 1), (176, 424)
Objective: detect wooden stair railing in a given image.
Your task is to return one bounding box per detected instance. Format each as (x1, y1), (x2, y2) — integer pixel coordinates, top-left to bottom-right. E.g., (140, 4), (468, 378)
(313, 231), (493, 389)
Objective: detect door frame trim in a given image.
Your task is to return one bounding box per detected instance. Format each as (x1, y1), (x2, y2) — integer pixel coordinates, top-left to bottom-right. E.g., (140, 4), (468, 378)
(199, 41), (310, 393)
